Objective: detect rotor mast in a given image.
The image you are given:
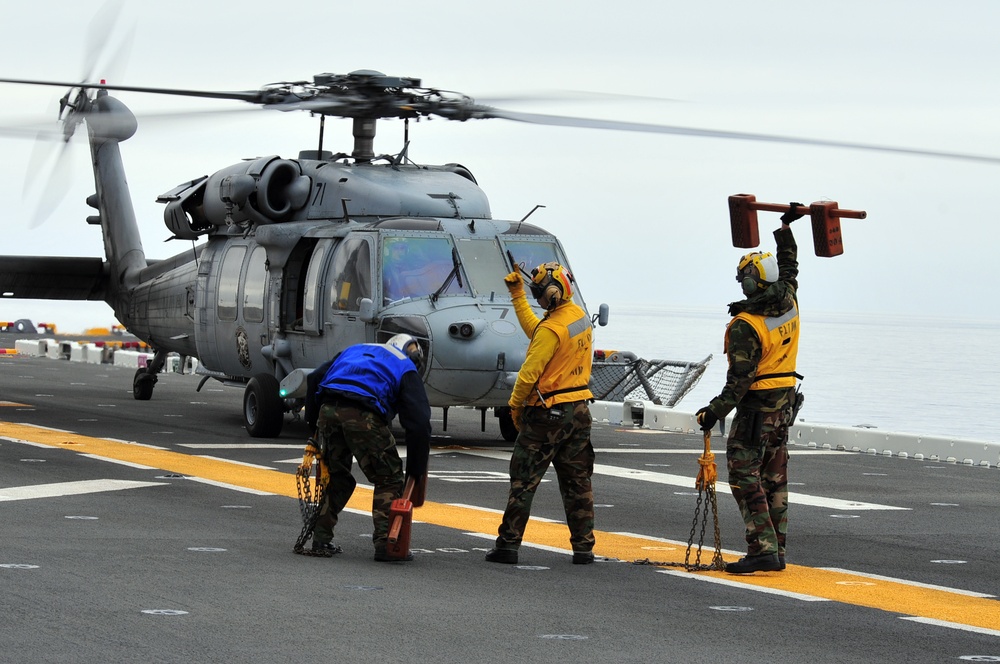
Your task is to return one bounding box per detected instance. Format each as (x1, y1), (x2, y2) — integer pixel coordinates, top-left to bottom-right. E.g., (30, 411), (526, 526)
(352, 117), (377, 162)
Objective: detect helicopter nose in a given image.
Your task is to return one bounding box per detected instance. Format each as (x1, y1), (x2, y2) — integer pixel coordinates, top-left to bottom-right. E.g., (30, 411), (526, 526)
(423, 315), (527, 405)
(447, 319), (485, 340)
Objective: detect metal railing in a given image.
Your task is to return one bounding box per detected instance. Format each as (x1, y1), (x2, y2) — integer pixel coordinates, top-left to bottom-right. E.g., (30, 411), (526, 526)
(590, 351), (712, 406)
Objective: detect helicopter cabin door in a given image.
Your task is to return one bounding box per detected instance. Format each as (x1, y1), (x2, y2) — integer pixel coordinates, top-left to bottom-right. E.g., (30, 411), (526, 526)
(280, 235), (373, 368)
(322, 235), (374, 354)
(210, 243), (270, 376)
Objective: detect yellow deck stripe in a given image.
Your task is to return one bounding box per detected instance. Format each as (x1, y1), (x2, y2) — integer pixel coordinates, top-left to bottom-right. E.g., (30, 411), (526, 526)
(3, 420), (999, 632)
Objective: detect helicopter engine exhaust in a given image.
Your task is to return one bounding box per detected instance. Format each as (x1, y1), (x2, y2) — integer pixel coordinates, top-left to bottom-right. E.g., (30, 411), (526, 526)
(198, 156), (312, 226)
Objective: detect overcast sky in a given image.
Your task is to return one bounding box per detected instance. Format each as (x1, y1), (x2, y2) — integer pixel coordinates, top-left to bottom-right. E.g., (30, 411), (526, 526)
(2, 0), (999, 334)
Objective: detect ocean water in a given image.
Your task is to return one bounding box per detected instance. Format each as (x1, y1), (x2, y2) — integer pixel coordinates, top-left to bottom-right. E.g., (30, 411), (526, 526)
(592, 304), (1000, 443)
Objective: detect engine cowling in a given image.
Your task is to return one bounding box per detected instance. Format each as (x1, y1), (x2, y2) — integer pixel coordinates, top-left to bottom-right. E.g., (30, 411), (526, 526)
(159, 156), (313, 238)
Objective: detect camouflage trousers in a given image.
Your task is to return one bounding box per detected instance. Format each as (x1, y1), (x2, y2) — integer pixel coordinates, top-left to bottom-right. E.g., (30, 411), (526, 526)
(726, 405), (791, 557)
(313, 401), (404, 550)
(496, 401), (596, 553)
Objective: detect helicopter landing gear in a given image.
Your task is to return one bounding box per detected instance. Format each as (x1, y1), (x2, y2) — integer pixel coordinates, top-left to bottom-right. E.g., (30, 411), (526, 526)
(496, 406), (518, 442)
(244, 373), (284, 438)
(132, 350), (168, 401)
(133, 368), (156, 400)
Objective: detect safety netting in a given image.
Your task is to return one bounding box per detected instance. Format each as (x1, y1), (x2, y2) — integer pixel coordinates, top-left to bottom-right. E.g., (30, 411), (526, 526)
(589, 351), (712, 406)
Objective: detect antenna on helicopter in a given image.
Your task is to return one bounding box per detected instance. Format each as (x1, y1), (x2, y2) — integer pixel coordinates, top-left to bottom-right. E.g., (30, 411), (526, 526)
(317, 115), (325, 156)
(516, 205), (546, 233)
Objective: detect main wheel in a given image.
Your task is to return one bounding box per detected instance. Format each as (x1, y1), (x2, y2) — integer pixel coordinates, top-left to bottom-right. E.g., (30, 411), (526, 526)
(133, 368), (156, 401)
(244, 373), (284, 438)
(497, 407), (518, 442)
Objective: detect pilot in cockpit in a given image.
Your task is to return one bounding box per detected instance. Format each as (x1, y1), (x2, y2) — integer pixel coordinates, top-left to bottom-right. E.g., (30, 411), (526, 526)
(382, 239), (418, 302)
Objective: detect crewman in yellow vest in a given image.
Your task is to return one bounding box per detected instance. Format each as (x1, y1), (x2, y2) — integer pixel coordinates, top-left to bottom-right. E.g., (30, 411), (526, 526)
(486, 262), (596, 565)
(697, 205), (803, 574)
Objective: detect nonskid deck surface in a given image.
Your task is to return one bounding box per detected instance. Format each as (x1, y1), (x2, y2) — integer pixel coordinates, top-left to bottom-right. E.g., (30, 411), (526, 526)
(2, 355), (999, 661)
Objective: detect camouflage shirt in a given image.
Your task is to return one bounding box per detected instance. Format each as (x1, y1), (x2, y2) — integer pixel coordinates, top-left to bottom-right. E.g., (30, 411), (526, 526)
(708, 226), (799, 418)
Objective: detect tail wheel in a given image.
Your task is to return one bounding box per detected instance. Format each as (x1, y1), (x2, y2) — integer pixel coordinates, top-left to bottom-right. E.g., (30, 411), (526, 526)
(244, 373), (284, 438)
(133, 368), (156, 401)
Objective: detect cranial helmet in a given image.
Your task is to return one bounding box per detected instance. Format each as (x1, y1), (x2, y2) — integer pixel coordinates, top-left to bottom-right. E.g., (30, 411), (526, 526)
(386, 333), (425, 371)
(736, 251), (779, 296)
(530, 262), (574, 310)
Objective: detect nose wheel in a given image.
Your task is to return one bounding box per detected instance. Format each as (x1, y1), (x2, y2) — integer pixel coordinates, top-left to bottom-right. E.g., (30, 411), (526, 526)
(244, 373), (285, 438)
(496, 407), (518, 442)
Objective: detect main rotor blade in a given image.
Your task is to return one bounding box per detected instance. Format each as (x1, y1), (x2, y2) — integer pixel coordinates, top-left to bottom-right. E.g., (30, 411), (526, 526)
(475, 90), (686, 106)
(0, 77), (265, 103)
(486, 108), (1000, 165)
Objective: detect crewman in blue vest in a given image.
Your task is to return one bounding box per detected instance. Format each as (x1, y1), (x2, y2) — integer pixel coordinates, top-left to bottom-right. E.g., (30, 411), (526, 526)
(696, 206), (803, 574)
(303, 334), (431, 562)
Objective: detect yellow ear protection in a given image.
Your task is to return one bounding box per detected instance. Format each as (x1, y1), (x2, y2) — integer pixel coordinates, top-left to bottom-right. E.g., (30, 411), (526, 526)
(530, 262), (574, 310)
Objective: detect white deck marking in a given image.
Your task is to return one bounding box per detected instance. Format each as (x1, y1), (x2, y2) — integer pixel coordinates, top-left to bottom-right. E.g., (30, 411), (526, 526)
(184, 477), (274, 495)
(900, 616), (1000, 637)
(459, 449), (909, 511)
(80, 454), (156, 470)
(819, 568), (995, 598)
(1, 436), (52, 449)
(657, 569), (832, 602)
(464, 530), (572, 554)
(0, 479), (165, 501)
(195, 455), (275, 470)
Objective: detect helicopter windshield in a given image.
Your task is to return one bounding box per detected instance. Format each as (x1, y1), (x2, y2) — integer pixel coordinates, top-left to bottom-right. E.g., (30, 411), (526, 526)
(453, 238), (511, 296)
(502, 239), (562, 277)
(382, 236), (472, 303)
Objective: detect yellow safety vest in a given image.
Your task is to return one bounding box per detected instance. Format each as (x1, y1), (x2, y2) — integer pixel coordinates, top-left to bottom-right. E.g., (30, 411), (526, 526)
(529, 302), (594, 406)
(727, 303), (800, 391)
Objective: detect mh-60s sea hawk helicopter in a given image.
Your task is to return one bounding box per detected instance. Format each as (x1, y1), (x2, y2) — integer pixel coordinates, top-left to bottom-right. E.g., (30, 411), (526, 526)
(2, 69), (998, 440)
(0, 70), (620, 440)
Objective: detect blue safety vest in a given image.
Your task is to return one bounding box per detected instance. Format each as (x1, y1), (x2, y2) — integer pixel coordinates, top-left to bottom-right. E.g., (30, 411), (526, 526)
(317, 344), (415, 419)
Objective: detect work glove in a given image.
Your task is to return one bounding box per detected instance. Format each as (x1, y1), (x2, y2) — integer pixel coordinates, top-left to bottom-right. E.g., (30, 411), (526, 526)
(504, 271), (525, 298)
(780, 202), (804, 225)
(298, 436), (321, 475)
(695, 406), (718, 432)
(510, 405), (523, 432)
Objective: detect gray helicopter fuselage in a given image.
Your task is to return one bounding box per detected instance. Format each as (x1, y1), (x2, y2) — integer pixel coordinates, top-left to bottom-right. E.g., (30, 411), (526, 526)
(126, 156), (590, 408)
(0, 91), (602, 437)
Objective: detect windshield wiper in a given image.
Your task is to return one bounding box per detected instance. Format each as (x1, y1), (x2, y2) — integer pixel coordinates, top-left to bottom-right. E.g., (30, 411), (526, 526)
(431, 247), (464, 302)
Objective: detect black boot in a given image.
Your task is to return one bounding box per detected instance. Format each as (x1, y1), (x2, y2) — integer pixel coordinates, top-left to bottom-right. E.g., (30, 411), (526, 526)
(485, 548), (518, 564)
(725, 552), (781, 574)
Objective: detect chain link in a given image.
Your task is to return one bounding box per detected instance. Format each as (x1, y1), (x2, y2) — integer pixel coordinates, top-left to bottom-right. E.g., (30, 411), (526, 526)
(633, 484), (725, 572)
(293, 453), (329, 556)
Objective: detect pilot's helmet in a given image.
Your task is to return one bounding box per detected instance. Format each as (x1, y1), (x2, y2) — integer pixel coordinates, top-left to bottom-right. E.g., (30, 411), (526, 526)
(736, 251), (779, 296)
(529, 262), (574, 309)
(386, 333), (424, 372)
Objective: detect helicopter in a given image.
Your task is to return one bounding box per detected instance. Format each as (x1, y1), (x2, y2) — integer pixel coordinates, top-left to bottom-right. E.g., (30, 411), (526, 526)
(0, 70), (619, 441)
(2, 68), (998, 441)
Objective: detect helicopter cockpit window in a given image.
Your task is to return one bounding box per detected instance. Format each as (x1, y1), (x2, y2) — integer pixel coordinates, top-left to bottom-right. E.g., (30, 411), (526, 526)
(217, 245), (247, 321)
(453, 238), (510, 297)
(502, 240), (561, 281)
(327, 237), (372, 311)
(381, 236), (471, 303)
